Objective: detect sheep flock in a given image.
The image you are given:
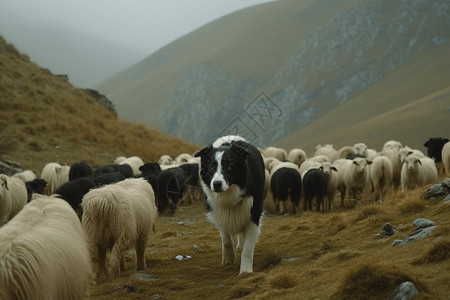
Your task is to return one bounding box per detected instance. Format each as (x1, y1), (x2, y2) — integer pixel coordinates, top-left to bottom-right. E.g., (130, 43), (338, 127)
(0, 137), (449, 298)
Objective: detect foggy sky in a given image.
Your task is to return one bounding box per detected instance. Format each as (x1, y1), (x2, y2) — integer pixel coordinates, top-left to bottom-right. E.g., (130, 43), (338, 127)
(0, 0), (274, 88)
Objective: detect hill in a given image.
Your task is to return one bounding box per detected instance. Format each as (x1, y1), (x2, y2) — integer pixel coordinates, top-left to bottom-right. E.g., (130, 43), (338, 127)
(97, 0), (450, 149)
(0, 37), (198, 175)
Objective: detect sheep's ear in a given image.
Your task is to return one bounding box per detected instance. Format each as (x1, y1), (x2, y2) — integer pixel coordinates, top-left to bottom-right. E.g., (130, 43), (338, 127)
(319, 165), (324, 170)
(194, 145), (213, 158)
(417, 159), (422, 165)
(366, 160), (373, 165)
(331, 167), (338, 172)
(352, 160), (358, 165)
(1, 176), (9, 190)
(424, 139), (431, 147)
(407, 151), (414, 156)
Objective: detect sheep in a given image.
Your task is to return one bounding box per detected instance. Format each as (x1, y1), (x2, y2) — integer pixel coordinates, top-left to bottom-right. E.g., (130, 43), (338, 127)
(119, 156), (144, 176)
(12, 170), (37, 182)
(158, 155), (173, 166)
(113, 156), (127, 164)
(379, 149), (402, 189)
(174, 153), (194, 165)
(69, 161), (93, 181)
(81, 178), (157, 278)
(0, 195), (93, 299)
(25, 178), (47, 202)
(288, 148), (307, 167)
(353, 143), (369, 157)
(270, 167), (301, 214)
(336, 157), (372, 206)
(400, 155), (438, 191)
(302, 168), (327, 212)
(318, 162), (338, 211)
(424, 137), (449, 176)
(93, 163), (133, 178)
(299, 159), (321, 176)
(315, 145), (355, 162)
(54, 177), (97, 219)
(262, 146), (288, 161)
(369, 156), (393, 202)
(398, 146), (425, 164)
(40, 162), (70, 195)
(442, 142), (450, 177)
(0, 174), (28, 226)
(382, 140), (403, 151)
(264, 157), (279, 172)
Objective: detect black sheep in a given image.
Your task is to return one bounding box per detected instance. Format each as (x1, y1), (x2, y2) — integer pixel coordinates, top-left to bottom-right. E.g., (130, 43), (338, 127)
(156, 167), (188, 214)
(93, 163), (133, 178)
(303, 168), (328, 212)
(54, 177), (96, 219)
(424, 137), (449, 162)
(69, 161), (93, 181)
(92, 172), (125, 187)
(270, 167), (301, 214)
(25, 178), (47, 202)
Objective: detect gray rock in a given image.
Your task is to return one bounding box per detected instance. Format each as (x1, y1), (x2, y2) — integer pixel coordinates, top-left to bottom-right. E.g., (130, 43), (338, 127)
(391, 281), (419, 300)
(130, 273), (158, 281)
(192, 245), (199, 251)
(441, 178), (450, 188)
(151, 294), (162, 300)
(381, 223), (396, 236)
(424, 178), (450, 200)
(413, 218), (435, 229)
(393, 226), (437, 246)
(443, 194), (450, 203)
(392, 239), (403, 246)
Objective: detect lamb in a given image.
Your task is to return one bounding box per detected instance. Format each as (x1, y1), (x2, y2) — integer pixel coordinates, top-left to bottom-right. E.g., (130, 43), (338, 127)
(119, 156), (144, 176)
(69, 161), (93, 181)
(12, 170), (36, 182)
(262, 146), (288, 161)
(0, 195), (93, 299)
(369, 156), (393, 202)
(442, 142), (450, 177)
(400, 155), (438, 191)
(318, 162), (338, 210)
(336, 157), (372, 206)
(0, 174), (28, 226)
(302, 168), (327, 212)
(288, 148), (307, 167)
(40, 162), (70, 195)
(81, 178), (157, 278)
(158, 155), (173, 166)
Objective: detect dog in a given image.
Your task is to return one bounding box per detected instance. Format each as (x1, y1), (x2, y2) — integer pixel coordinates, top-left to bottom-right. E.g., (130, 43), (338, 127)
(194, 135), (265, 274)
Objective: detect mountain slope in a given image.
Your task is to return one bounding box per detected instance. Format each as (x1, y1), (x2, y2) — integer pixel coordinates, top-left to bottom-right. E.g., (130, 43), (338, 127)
(97, 0), (450, 148)
(0, 37), (198, 174)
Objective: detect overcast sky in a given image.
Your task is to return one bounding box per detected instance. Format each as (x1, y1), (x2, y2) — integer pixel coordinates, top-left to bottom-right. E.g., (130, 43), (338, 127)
(0, 0), (274, 87)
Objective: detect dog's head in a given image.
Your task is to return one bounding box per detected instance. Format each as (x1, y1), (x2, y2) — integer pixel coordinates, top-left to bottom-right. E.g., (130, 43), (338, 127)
(194, 141), (251, 193)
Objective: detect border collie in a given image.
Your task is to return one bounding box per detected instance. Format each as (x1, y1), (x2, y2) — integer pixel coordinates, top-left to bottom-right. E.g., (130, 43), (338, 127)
(194, 135), (265, 274)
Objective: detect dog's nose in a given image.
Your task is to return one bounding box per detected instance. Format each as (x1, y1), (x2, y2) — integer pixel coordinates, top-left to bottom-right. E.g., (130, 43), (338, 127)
(213, 181), (222, 191)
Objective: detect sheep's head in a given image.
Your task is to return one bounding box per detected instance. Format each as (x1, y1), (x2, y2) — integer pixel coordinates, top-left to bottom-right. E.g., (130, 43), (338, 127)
(0, 174), (9, 193)
(405, 156), (421, 173)
(352, 158), (371, 173)
(319, 163), (337, 176)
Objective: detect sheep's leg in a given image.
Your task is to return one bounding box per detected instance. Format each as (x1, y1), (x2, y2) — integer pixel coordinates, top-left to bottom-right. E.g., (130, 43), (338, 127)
(279, 200), (285, 214)
(236, 233), (243, 250)
(108, 237), (127, 278)
(240, 223), (259, 275)
(136, 234), (148, 271)
(97, 244), (107, 277)
(220, 230), (235, 265)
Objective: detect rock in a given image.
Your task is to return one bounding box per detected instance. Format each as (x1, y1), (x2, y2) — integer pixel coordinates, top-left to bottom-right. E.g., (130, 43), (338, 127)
(281, 257), (301, 263)
(443, 194), (450, 203)
(175, 255), (192, 261)
(381, 223), (396, 236)
(391, 281), (419, 300)
(151, 294), (162, 300)
(392, 240), (403, 246)
(413, 218), (435, 229)
(130, 273), (158, 281)
(393, 226), (436, 246)
(424, 178), (450, 200)
(192, 245), (199, 251)
(441, 178), (450, 188)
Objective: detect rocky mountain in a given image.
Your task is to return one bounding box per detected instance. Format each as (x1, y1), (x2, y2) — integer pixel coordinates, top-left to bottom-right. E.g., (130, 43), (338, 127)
(97, 0), (450, 150)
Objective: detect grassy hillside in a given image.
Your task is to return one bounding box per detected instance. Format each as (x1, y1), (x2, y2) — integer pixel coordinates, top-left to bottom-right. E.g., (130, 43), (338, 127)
(0, 37), (198, 175)
(97, 0), (450, 149)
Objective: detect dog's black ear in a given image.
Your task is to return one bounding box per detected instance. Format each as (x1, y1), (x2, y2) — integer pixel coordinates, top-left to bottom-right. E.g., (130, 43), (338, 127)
(231, 143), (252, 159)
(194, 145), (213, 158)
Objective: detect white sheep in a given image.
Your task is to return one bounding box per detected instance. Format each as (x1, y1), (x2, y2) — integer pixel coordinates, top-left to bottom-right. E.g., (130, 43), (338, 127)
(82, 178), (158, 278)
(400, 155), (438, 191)
(264, 157), (279, 172)
(174, 153), (194, 165)
(288, 148), (307, 167)
(442, 141), (450, 177)
(318, 162), (338, 210)
(398, 146), (425, 164)
(315, 145), (355, 162)
(158, 154), (173, 165)
(119, 156), (144, 176)
(263, 146), (288, 161)
(379, 149), (402, 189)
(299, 159), (321, 177)
(353, 143), (368, 157)
(0, 174), (28, 226)
(0, 195), (93, 299)
(314, 144), (337, 161)
(336, 157), (372, 206)
(40, 162), (70, 195)
(382, 140), (402, 152)
(114, 156), (127, 164)
(12, 170), (37, 182)
(369, 156), (393, 202)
